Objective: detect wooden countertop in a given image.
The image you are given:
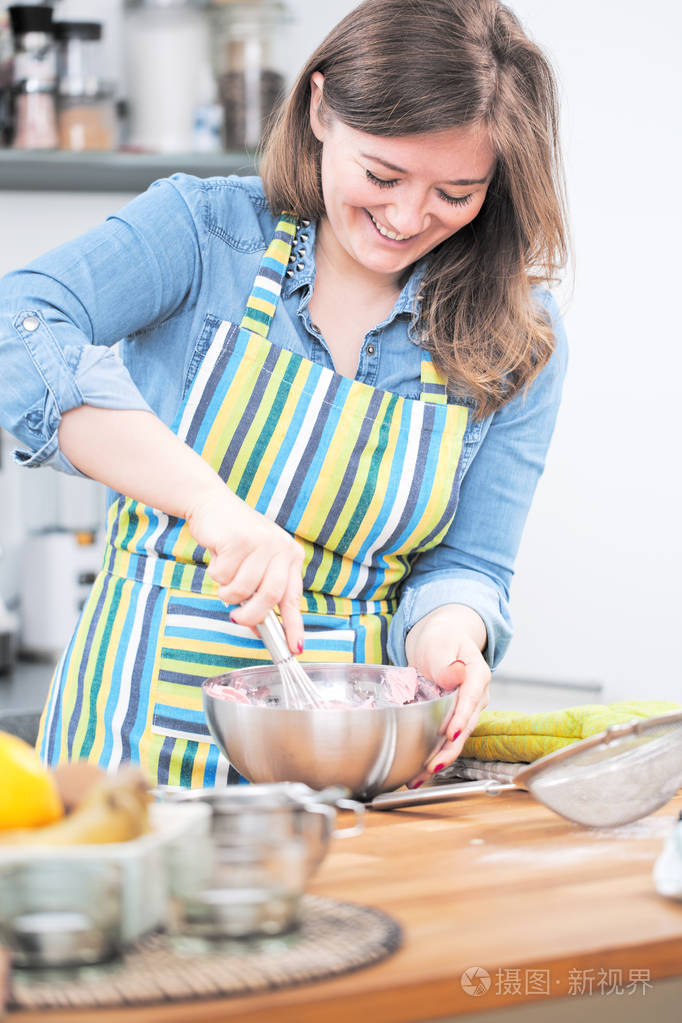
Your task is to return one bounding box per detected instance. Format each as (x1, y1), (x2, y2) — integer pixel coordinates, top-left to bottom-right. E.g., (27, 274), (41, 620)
(10, 790), (682, 1022)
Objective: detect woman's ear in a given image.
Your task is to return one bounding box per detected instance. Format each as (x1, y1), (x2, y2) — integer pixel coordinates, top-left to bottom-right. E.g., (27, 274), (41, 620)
(309, 71), (326, 141)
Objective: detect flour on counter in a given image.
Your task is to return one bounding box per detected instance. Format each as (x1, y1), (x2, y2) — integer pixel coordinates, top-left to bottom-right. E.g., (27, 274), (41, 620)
(478, 815), (674, 867)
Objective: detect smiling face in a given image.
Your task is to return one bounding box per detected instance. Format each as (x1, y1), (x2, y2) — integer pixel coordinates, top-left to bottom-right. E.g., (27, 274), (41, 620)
(309, 73), (496, 286)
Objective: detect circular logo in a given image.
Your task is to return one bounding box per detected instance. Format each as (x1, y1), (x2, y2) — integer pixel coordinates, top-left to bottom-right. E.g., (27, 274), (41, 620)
(460, 967), (491, 997)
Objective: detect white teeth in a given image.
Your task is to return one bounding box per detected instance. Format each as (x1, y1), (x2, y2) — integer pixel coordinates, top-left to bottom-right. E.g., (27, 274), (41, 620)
(369, 212), (411, 241)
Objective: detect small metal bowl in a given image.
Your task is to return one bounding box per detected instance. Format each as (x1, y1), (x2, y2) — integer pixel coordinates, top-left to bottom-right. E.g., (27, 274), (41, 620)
(202, 663), (456, 799)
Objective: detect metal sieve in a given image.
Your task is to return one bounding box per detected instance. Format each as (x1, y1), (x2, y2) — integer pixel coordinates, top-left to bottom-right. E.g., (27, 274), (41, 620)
(369, 710), (682, 827)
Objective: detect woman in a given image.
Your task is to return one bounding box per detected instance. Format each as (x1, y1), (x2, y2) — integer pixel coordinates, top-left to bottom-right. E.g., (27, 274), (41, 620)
(0, 0), (568, 787)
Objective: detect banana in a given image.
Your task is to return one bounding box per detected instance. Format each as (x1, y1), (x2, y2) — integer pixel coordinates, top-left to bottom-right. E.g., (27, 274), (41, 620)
(0, 765), (151, 846)
(52, 760), (107, 814)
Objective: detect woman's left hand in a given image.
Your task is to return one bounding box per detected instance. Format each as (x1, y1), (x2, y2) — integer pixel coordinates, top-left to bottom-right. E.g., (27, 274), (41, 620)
(404, 604), (491, 788)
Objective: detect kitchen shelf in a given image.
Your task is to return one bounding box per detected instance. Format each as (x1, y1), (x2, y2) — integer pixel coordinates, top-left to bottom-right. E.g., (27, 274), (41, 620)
(0, 149), (258, 192)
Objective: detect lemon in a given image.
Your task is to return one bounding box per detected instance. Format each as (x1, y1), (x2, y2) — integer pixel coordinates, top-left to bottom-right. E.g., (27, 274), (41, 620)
(0, 731), (64, 831)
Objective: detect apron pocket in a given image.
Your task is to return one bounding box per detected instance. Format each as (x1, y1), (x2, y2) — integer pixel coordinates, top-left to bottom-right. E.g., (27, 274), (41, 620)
(150, 594), (271, 743)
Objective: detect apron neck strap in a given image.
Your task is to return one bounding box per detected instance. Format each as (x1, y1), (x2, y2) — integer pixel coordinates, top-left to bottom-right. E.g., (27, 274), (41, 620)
(242, 213), (450, 407)
(240, 212), (299, 338)
(419, 350), (449, 404)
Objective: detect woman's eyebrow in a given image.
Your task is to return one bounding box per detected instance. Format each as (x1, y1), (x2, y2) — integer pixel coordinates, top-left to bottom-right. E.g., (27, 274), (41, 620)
(359, 151), (491, 185)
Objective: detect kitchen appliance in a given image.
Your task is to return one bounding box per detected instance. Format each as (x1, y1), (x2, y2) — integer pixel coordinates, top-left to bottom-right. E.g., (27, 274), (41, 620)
(0, 599), (18, 674)
(54, 20), (115, 151)
(202, 663), (457, 799)
(8, 3), (58, 149)
(0, 8), (14, 146)
(0, 599), (18, 676)
(19, 529), (104, 658)
(370, 710), (682, 827)
(0, 541), (19, 674)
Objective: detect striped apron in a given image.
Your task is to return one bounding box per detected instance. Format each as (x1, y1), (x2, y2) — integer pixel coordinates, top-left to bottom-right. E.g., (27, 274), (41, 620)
(38, 214), (469, 787)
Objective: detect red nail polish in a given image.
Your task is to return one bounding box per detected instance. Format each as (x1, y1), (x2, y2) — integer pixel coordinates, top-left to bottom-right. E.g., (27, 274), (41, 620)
(434, 763), (446, 774)
(297, 640), (304, 654)
(230, 615), (237, 623)
(410, 780), (423, 789)
(452, 729), (462, 741)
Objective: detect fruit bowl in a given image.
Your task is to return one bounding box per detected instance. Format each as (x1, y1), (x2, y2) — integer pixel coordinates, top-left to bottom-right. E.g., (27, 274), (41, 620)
(0, 801), (211, 963)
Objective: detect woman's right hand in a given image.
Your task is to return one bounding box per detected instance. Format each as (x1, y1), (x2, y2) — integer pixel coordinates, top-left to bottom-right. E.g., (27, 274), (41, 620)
(187, 488), (305, 655)
(57, 406), (305, 652)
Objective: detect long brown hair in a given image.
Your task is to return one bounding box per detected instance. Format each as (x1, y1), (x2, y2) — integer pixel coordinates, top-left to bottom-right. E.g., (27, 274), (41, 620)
(260, 0), (568, 417)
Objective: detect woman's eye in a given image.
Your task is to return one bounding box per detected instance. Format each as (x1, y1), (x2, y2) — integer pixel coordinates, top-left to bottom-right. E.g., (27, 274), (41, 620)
(365, 169), (398, 189)
(439, 191), (473, 207)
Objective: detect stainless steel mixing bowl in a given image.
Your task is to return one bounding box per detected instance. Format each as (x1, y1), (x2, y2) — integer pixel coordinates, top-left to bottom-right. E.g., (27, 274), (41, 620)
(202, 663), (456, 799)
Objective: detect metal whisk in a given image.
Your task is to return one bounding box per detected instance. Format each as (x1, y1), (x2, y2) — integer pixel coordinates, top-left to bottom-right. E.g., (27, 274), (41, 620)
(256, 610), (324, 709)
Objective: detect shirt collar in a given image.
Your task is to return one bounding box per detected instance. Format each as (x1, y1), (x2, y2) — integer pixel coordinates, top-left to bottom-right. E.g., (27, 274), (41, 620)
(398, 259), (428, 344)
(281, 220), (427, 341)
(281, 219), (317, 299)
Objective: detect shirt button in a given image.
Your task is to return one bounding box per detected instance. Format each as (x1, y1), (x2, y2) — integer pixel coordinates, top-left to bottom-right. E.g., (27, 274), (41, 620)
(22, 316), (39, 332)
(366, 344), (376, 355)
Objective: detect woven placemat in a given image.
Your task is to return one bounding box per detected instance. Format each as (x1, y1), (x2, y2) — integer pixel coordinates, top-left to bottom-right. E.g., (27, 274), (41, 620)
(10, 896), (402, 1010)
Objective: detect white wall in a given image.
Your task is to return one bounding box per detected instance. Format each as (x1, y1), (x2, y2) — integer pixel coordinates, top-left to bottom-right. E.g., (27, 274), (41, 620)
(495, 0), (682, 703)
(1, 1), (680, 702)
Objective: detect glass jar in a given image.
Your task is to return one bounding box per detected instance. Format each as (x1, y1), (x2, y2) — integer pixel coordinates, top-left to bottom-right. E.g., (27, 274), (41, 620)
(210, 0), (289, 150)
(124, 0), (214, 154)
(55, 21), (116, 151)
(171, 833), (307, 938)
(8, 3), (58, 150)
(57, 87), (116, 152)
(0, 859), (124, 968)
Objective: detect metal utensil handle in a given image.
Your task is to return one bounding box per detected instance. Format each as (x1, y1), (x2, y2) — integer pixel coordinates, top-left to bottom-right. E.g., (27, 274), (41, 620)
(304, 799), (365, 839)
(330, 798), (365, 838)
(369, 778), (519, 810)
(256, 610), (292, 664)
(307, 785), (353, 805)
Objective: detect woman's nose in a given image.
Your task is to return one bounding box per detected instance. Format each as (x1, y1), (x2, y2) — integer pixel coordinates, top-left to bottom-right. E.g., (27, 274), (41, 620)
(385, 196), (429, 237)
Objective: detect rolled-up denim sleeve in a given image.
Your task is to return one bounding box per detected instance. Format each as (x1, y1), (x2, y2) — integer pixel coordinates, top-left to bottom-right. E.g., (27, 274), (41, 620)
(0, 176), (201, 474)
(388, 291), (568, 670)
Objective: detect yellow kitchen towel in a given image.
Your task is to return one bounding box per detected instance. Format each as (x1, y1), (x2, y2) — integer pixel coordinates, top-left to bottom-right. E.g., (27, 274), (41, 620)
(461, 701), (681, 763)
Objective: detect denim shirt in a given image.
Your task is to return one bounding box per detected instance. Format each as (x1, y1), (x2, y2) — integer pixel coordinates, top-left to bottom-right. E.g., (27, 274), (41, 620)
(0, 173), (568, 670)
